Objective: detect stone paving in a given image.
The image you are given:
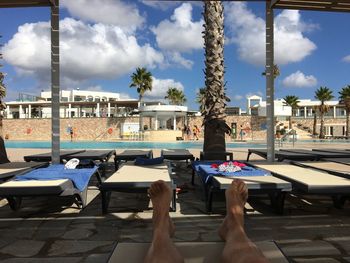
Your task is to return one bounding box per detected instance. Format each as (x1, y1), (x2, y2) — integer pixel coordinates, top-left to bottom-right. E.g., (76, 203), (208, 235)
(0, 153), (350, 262)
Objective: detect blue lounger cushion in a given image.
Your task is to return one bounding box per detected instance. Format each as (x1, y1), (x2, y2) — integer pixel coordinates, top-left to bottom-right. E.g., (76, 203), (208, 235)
(196, 162), (270, 184)
(135, 156), (164, 166)
(14, 164), (98, 191)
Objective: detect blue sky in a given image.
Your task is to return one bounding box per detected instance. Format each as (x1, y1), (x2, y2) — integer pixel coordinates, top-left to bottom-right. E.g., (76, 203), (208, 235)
(0, 0), (349, 111)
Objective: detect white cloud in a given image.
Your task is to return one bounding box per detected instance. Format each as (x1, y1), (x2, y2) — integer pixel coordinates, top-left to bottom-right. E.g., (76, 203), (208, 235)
(151, 3), (203, 53)
(2, 18), (164, 85)
(233, 95), (243, 101)
(225, 2), (317, 66)
(61, 0), (144, 32)
(342, 55), (350, 62)
(141, 0), (180, 10)
(167, 52), (194, 69)
(282, 71), (317, 88)
(144, 77), (184, 100)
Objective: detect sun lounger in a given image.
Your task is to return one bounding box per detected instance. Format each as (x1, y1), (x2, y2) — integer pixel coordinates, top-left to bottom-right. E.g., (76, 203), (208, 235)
(292, 161), (350, 179)
(324, 158), (350, 165)
(251, 163), (350, 209)
(161, 149), (194, 163)
(0, 164), (102, 210)
(311, 148), (350, 154)
(247, 149), (319, 162)
(63, 150), (116, 175)
(24, 150), (86, 162)
(100, 162), (176, 213)
(114, 150), (153, 170)
(281, 149), (350, 158)
(0, 161), (48, 182)
(192, 161), (291, 213)
(108, 241), (288, 263)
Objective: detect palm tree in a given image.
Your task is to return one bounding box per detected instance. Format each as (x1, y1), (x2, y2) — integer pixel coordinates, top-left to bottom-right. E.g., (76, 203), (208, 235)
(129, 67), (153, 104)
(164, 87), (187, 105)
(196, 88), (206, 112)
(283, 95), (300, 129)
(339, 85), (350, 137)
(202, 1), (230, 153)
(314, 86), (334, 139)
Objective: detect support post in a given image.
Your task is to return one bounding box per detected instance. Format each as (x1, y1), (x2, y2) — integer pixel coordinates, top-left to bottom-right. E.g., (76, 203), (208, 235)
(107, 103), (111, 117)
(28, 104), (31, 118)
(96, 103), (100, 117)
(266, 1), (275, 162)
(51, 0), (60, 164)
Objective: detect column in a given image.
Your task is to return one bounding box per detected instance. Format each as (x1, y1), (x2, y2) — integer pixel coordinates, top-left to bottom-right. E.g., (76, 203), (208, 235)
(68, 103), (71, 118)
(6, 105), (10, 119)
(51, 0), (60, 164)
(333, 106), (336, 118)
(155, 114), (158, 130)
(304, 106), (307, 118)
(28, 104), (31, 118)
(265, 1), (275, 162)
(96, 103), (100, 117)
(107, 103), (111, 117)
(19, 105), (23, 119)
(173, 114), (176, 130)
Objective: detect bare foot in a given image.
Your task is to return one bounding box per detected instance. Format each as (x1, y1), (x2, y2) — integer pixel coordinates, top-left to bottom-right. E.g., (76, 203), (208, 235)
(219, 179), (248, 241)
(148, 180), (175, 237)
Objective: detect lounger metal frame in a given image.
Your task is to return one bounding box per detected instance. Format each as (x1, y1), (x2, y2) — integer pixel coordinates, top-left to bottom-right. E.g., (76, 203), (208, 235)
(100, 162), (176, 213)
(0, 167), (102, 211)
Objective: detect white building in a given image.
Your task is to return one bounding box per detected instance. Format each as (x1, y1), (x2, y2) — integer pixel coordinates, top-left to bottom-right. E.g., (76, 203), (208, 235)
(248, 95), (346, 119)
(4, 90), (138, 119)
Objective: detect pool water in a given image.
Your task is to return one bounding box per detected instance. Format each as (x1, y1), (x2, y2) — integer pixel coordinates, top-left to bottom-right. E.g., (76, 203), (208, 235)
(5, 140), (266, 149)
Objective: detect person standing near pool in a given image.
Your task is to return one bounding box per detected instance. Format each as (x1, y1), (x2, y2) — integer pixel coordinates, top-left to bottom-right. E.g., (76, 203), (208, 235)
(68, 125), (74, 142)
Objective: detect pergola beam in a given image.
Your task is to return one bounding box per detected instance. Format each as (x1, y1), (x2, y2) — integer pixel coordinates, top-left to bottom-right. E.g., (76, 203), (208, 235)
(0, 0), (51, 8)
(273, 0), (350, 12)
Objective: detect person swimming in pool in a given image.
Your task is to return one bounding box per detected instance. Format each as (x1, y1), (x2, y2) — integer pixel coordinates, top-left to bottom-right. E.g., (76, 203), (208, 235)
(144, 179), (269, 263)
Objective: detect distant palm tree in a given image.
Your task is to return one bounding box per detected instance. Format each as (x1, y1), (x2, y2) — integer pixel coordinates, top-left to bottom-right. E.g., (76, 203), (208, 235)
(315, 86), (334, 139)
(283, 95), (300, 129)
(339, 85), (350, 137)
(196, 88), (206, 112)
(202, 1), (231, 153)
(262, 64), (280, 79)
(165, 87), (186, 105)
(129, 67), (153, 104)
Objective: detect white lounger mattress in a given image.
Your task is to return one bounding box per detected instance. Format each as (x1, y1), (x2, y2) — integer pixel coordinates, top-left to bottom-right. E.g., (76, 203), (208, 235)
(253, 163), (350, 193)
(298, 161), (350, 175)
(0, 179), (73, 196)
(103, 163), (172, 187)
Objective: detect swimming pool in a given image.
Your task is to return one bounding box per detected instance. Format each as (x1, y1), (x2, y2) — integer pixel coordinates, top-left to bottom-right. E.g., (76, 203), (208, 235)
(4, 140), (266, 149)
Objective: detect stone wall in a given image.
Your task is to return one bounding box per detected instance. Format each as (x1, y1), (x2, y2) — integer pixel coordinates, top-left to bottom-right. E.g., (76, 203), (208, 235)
(4, 116), (345, 141)
(3, 117), (141, 141)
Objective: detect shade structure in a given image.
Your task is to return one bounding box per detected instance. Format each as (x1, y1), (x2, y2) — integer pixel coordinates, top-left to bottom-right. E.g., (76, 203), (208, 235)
(271, 0), (350, 12)
(0, 0), (60, 164)
(0, 0), (52, 8)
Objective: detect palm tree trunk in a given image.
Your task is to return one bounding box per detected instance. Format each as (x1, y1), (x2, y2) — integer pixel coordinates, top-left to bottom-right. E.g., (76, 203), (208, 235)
(319, 113), (325, 139)
(288, 116), (292, 130)
(202, 1), (230, 153)
(0, 118), (10, 163)
(313, 113), (317, 136)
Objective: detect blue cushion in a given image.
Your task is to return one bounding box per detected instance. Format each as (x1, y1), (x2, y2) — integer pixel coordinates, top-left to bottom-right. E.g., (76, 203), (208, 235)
(134, 156), (164, 165)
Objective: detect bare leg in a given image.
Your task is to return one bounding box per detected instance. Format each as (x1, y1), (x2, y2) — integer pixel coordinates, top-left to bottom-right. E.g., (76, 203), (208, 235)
(219, 179), (269, 263)
(144, 180), (183, 263)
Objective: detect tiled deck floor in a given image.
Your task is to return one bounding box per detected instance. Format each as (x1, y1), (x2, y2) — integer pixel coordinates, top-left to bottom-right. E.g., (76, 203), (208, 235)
(0, 161), (349, 262)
